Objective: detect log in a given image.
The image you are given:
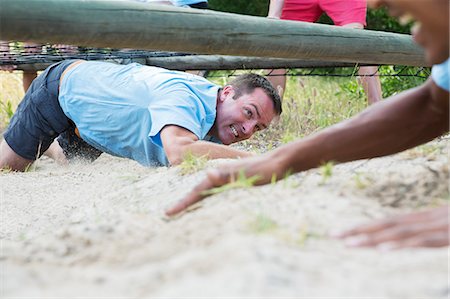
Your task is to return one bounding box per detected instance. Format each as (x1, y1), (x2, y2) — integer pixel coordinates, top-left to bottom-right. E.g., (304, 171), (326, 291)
(10, 55), (368, 71)
(0, 0), (427, 66)
(145, 55), (367, 70)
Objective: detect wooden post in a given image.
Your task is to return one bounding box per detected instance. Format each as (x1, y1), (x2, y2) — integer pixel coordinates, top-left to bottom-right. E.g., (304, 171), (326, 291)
(0, 0), (427, 66)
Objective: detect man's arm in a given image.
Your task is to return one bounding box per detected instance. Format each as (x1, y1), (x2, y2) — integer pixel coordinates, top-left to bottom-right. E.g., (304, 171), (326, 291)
(278, 79), (449, 173)
(160, 125), (253, 166)
(166, 79), (449, 216)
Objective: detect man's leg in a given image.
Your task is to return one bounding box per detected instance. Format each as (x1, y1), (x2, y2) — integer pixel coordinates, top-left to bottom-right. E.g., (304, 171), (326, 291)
(2, 60), (78, 171)
(0, 139), (33, 171)
(55, 128), (103, 163)
(43, 140), (68, 165)
(342, 23), (382, 105)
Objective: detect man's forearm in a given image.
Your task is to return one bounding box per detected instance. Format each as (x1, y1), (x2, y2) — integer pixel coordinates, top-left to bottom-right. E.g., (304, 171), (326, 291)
(181, 141), (253, 161)
(274, 80), (449, 173)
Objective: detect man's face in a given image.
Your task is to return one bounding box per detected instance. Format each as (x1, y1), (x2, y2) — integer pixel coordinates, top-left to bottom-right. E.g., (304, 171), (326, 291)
(369, 0), (449, 64)
(214, 86), (277, 145)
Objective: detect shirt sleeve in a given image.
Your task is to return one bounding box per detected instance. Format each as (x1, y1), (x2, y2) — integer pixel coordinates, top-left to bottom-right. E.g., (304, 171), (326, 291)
(431, 58), (450, 92)
(147, 90), (207, 148)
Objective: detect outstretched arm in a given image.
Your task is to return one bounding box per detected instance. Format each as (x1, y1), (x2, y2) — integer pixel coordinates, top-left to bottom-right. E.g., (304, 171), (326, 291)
(166, 79), (449, 216)
(160, 125), (253, 166)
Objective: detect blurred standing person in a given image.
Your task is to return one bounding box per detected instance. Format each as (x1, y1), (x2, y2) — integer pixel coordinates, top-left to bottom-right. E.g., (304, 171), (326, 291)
(267, 0), (382, 105)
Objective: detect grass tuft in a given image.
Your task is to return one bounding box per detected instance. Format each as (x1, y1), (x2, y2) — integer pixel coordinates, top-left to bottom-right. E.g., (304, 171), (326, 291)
(319, 161), (334, 184)
(201, 169), (261, 196)
(178, 151), (208, 175)
(248, 213), (278, 234)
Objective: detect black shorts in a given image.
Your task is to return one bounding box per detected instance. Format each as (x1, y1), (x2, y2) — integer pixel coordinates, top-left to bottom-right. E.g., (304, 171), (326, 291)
(4, 60), (102, 162)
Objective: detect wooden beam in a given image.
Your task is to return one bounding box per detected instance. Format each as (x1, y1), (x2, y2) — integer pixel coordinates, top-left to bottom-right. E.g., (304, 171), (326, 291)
(0, 0), (427, 66)
(11, 55), (367, 71)
(145, 55), (366, 70)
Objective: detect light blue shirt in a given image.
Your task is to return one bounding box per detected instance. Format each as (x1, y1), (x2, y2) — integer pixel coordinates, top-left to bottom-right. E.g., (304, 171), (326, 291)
(431, 58), (449, 92)
(59, 61), (219, 166)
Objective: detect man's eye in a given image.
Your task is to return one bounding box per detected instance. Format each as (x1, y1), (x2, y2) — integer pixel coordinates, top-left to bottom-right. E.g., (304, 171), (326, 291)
(245, 109), (252, 117)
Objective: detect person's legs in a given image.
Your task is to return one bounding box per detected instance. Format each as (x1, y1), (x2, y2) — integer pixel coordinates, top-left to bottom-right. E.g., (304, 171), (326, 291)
(0, 139), (33, 171)
(269, 0), (322, 99)
(281, 0), (322, 22)
(56, 127), (103, 163)
(323, 0), (382, 104)
(356, 65), (382, 105)
(43, 140), (68, 165)
(1, 60), (78, 171)
(265, 69), (287, 98)
(342, 22), (382, 105)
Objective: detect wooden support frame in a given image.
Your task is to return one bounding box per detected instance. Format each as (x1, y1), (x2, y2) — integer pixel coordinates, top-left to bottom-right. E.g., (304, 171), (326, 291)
(0, 0), (427, 66)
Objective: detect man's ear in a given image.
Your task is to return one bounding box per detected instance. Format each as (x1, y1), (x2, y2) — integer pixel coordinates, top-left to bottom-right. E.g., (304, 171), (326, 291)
(220, 85), (234, 102)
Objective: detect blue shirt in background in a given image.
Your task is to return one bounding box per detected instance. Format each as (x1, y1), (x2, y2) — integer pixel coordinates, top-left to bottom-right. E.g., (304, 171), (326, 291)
(171, 0), (207, 6)
(59, 61), (220, 166)
(432, 58), (449, 92)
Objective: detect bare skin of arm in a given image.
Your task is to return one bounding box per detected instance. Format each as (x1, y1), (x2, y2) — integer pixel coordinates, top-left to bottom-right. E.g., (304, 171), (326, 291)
(166, 79), (449, 216)
(267, 0), (285, 19)
(160, 125), (253, 166)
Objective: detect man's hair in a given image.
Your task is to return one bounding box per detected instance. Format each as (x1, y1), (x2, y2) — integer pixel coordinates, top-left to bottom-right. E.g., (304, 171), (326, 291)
(228, 73), (282, 115)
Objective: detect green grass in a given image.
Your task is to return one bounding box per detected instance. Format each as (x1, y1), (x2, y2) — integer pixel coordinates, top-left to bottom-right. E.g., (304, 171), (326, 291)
(320, 161), (334, 184)
(177, 151), (208, 175)
(201, 169), (261, 196)
(0, 71), (24, 130)
(247, 213), (278, 234)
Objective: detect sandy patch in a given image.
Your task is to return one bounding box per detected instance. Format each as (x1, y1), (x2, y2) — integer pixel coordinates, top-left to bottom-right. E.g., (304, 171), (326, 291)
(1, 139), (449, 298)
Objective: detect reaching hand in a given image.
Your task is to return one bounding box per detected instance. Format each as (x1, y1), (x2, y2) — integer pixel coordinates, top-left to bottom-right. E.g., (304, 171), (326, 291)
(332, 205), (449, 250)
(165, 153), (289, 217)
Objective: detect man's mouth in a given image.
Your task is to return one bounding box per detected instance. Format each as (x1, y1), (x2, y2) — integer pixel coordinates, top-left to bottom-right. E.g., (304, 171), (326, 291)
(230, 125), (238, 138)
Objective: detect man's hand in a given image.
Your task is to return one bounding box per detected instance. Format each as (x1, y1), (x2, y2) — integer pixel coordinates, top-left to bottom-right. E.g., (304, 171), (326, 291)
(160, 125), (254, 166)
(165, 152), (289, 217)
(165, 168), (230, 216)
(332, 206), (449, 250)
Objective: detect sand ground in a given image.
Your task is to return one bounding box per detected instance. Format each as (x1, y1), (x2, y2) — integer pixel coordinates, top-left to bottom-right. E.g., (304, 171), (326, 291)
(1, 139), (449, 298)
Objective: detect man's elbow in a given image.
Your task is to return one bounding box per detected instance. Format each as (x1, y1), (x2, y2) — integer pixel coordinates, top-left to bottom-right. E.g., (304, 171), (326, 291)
(164, 141), (195, 166)
(165, 148), (184, 166)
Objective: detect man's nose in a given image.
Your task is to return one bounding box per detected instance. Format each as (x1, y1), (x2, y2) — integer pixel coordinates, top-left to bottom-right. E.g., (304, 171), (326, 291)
(242, 120), (258, 136)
